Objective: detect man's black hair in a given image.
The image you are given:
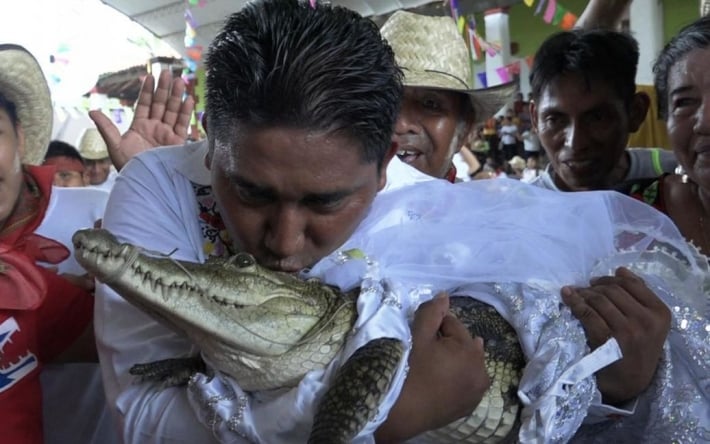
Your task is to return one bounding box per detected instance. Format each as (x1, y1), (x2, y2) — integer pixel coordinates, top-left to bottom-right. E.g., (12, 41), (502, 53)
(45, 140), (84, 164)
(205, 0), (403, 167)
(529, 29), (639, 108)
(654, 15), (710, 120)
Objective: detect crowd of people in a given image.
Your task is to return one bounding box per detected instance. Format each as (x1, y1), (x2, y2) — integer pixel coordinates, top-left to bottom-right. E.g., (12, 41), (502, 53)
(1, 0), (708, 443)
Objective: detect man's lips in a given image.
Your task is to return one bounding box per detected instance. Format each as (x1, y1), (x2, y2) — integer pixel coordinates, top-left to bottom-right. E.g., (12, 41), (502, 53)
(396, 148), (423, 165)
(561, 158), (597, 171)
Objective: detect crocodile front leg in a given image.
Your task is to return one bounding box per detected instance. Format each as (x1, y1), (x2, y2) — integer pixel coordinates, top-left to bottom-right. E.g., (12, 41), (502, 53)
(309, 337), (405, 444)
(130, 357), (207, 387)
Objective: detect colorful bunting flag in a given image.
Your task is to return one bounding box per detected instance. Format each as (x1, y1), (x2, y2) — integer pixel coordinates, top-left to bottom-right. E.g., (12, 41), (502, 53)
(560, 11), (577, 30)
(552, 4), (566, 26)
(496, 66), (511, 83)
(543, 0), (557, 23)
(467, 28), (482, 61)
(477, 72), (488, 88)
(526, 0), (577, 30)
(535, 0), (547, 15)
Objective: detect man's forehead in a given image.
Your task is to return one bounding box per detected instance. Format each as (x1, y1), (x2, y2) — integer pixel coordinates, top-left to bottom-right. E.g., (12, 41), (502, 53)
(538, 75), (620, 108)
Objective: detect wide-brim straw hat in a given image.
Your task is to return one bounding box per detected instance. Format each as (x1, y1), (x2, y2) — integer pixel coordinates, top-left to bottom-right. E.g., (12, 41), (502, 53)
(381, 10), (515, 122)
(0, 44), (53, 165)
(78, 127), (109, 160)
(508, 155), (526, 171)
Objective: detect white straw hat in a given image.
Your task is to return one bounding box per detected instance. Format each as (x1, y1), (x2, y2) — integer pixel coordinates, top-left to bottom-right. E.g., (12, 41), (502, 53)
(508, 155), (526, 171)
(78, 127), (109, 160)
(381, 11), (515, 122)
(0, 44), (53, 165)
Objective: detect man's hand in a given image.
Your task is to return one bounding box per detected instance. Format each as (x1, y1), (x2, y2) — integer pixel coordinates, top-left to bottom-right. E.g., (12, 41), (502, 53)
(375, 293), (490, 443)
(561, 267), (671, 405)
(88, 70), (195, 171)
(575, 0), (633, 30)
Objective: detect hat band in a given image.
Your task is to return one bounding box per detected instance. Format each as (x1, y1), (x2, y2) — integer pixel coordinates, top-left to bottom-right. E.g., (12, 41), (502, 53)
(421, 69), (470, 90)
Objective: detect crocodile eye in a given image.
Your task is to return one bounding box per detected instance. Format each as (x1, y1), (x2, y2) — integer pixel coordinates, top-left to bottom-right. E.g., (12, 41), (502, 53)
(233, 253), (255, 268)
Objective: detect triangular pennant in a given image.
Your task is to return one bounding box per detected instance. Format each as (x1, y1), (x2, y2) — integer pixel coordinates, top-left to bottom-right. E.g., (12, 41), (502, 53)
(552, 4), (567, 26)
(543, 0), (557, 23)
(560, 11), (578, 30)
(496, 66), (511, 83)
(477, 72), (488, 88)
(535, 0), (547, 15)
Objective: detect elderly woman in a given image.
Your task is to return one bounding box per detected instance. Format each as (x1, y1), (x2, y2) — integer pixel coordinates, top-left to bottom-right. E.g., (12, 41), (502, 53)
(626, 15), (710, 257)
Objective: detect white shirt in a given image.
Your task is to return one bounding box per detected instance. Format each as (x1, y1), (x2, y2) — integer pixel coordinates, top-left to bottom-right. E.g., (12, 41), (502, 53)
(500, 124), (518, 145)
(521, 130), (540, 153)
(33, 185), (119, 444)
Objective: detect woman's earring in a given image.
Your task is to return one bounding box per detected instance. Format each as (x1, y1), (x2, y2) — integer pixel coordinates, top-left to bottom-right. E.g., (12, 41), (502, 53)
(675, 165), (689, 184)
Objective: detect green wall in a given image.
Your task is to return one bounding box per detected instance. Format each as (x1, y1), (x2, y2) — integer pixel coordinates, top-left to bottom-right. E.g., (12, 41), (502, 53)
(662, 0), (699, 42)
(470, 0), (699, 63)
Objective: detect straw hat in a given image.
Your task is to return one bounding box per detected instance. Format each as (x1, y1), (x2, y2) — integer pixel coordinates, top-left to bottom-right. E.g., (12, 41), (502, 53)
(0, 44), (53, 165)
(508, 155), (526, 171)
(380, 11), (515, 122)
(78, 128), (109, 160)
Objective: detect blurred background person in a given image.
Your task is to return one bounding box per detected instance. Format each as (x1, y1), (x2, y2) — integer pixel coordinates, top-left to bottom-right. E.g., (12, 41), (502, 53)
(78, 128), (116, 191)
(43, 140), (87, 187)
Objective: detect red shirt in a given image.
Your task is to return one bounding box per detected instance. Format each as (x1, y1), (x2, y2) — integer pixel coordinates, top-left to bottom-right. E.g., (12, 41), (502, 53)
(0, 167), (93, 444)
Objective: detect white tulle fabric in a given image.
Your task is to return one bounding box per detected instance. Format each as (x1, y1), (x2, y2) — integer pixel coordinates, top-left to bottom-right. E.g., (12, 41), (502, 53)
(186, 179), (709, 443)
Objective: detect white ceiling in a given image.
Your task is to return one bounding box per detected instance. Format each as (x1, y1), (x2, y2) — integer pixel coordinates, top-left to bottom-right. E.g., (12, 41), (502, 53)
(100, 0), (522, 62)
(100, 0), (437, 61)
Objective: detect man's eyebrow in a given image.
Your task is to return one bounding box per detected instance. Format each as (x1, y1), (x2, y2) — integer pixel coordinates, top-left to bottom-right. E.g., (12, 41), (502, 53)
(301, 189), (352, 204)
(670, 85), (693, 96)
(230, 174), (355, 203)
(229, 175), (274, 194)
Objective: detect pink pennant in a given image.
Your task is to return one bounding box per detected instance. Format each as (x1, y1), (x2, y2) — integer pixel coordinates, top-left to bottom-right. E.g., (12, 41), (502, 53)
(310, 0), (316, 8)
(496, 66), (511, 83)
(543, 0), (557, 23)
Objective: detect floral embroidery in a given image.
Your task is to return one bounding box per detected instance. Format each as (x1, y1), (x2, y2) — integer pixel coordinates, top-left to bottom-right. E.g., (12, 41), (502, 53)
(192, 182), (232, 258)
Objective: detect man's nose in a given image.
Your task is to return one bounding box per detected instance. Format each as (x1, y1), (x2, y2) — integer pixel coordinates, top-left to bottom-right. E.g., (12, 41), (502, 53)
(564, 122), (586, 152)
(394, 101), (421, 135)
(694, 96), (710, 135)
(264, 205), (306, 259)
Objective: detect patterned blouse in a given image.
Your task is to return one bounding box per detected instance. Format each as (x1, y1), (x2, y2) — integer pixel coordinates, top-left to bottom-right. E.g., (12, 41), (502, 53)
(192, 182), (233, 259)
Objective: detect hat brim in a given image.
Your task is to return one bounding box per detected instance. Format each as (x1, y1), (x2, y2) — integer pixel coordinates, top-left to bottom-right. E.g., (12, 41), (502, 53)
(0, 44), (52, 165)
(81, 152), (109, 161)
(402, 68), (516, 124)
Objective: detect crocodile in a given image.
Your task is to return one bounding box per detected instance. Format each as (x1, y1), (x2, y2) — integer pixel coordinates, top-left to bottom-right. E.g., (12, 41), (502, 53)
(73, 228), (525, 443)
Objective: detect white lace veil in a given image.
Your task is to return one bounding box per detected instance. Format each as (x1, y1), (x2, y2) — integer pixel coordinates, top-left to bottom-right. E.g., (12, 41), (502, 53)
(307, 178), (707, 317)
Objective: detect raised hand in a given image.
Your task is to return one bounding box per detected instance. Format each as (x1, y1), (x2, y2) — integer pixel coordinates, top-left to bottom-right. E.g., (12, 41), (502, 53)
(561, 267), (671, 405)
(88, 69), (195, 171)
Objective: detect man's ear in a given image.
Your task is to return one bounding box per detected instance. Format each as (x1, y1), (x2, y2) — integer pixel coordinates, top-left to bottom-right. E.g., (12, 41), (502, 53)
(628, 92), (651, 133)
(377, 141), (398, 191)
(204, 145), (212, 171)
(201, 112), (208, 136)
